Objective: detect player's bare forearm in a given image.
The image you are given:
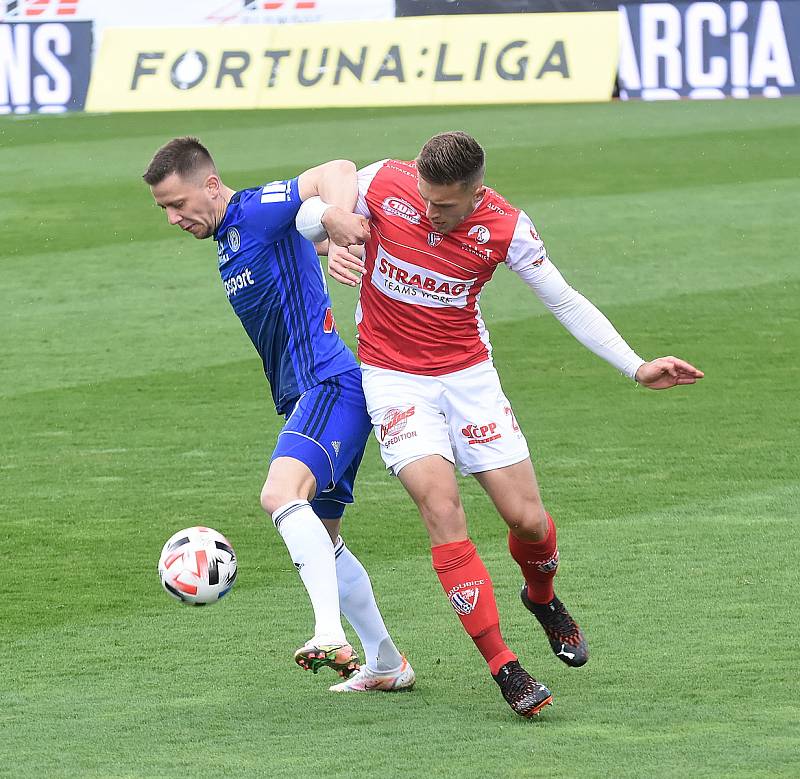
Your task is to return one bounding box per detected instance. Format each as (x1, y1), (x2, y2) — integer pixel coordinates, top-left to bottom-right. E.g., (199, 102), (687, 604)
(635, 356), (705, 390)
(297, 160), (358, 211)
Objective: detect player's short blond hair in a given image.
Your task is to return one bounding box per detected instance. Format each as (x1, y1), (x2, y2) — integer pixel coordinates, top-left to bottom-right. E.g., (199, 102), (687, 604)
(416, 131), (485, 188)
(142, 136), (217, 186)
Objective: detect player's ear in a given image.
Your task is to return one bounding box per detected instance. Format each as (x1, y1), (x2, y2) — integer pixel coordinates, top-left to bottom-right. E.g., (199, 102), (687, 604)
(206, 173), (221, 197)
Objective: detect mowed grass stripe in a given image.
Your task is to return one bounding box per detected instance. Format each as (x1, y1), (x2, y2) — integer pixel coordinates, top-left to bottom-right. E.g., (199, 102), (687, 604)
(4, 176), (797, 397)
(4, 279), (797, 648)
(3, 506), (798, 778)
(3, 98), (799, 156)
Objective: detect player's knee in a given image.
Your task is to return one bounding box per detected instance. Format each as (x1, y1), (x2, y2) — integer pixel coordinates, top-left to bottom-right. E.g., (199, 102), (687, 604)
(506, 503), (548, 542)
(260, 484), (290, 517)
(417, 492), (464, 527)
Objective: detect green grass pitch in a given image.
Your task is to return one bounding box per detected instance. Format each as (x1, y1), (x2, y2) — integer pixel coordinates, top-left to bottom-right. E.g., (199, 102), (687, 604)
(2, 98), (799, 778)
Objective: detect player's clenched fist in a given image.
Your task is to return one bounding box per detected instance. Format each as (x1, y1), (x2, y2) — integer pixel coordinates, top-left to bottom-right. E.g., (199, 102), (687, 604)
(321, 207), (370, 248)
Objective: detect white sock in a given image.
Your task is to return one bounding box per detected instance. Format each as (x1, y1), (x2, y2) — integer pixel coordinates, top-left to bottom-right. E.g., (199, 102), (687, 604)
(334, 536), (404, 672)
(272, 501), (346, 645)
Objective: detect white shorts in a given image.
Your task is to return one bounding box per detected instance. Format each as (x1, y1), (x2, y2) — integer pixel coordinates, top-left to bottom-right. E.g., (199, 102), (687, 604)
(360, 361), (530, 477)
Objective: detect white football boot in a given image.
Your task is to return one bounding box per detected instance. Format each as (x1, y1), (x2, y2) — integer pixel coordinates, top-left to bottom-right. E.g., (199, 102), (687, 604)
(329, 657), (415, 692)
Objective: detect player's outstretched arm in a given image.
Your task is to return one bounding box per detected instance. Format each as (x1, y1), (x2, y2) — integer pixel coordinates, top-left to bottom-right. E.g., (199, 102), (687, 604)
(634, 357), (704, 390)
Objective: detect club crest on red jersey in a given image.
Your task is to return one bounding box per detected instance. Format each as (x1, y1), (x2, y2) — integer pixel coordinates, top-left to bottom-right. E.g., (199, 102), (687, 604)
(427, 232), (443, 247)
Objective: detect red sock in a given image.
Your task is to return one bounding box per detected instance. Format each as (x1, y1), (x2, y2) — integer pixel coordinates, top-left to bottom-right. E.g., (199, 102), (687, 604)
(431, 539), (516, 675)
(508, 513), (559, 604)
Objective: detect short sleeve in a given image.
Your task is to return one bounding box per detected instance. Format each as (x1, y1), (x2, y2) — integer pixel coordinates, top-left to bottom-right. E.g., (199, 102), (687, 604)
(505, 210), (550, 275)
(242, 177), (302, 242)
(355, 160), (387, 218)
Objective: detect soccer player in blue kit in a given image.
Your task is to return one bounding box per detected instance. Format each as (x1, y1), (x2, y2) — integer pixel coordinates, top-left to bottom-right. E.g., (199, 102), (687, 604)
(143, 137), (414, 693)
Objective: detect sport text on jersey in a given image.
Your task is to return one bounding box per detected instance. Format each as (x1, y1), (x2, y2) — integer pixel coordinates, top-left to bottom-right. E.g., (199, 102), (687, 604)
(224, 268), (255, 298)
(371, 246), (475, 309)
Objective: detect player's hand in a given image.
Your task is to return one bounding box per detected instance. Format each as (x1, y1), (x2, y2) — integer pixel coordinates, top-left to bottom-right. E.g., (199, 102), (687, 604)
(321, 207), (370, 248)
(635, 356), (704, 390)
(328, 243), (365, 287)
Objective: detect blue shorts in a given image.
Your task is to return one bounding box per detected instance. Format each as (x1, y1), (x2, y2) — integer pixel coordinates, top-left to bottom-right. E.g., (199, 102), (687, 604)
(271, 368), (372, 520)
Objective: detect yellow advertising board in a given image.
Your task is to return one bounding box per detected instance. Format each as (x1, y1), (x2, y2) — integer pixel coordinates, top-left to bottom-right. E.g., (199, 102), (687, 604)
(86, 13), (618, 112)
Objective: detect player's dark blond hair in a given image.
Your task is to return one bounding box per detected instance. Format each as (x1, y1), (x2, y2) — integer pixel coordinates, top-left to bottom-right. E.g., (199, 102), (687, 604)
(416, 131), (485, 188)
(142, 136), (217, 186)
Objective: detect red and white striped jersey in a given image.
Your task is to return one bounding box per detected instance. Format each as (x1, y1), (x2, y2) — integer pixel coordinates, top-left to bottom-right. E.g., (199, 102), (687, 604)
(355, 159), (548, 376)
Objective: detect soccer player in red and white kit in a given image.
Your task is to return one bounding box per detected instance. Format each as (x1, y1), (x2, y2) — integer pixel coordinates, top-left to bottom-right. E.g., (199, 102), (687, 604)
(297, 132), (703, 717)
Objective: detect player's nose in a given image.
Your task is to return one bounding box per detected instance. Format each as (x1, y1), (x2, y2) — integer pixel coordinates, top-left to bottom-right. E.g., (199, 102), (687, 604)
(166, 208), (181, 226)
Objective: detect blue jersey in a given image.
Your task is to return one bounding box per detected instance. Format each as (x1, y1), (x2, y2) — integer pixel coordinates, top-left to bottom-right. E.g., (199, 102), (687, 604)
(214, 178), (358, 414)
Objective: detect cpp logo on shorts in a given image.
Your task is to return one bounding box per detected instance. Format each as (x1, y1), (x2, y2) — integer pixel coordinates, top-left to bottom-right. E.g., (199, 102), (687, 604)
(381, 196), (421, 225)
(461, 422), (502, 445)
(447, 580), (484, 615)
(468, 225), (491, 244)
(380, 406), (415, 441)
(227, 227), (240, 253)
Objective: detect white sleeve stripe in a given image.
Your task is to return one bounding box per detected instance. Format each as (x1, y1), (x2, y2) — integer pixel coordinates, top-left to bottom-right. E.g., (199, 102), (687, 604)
(261, 192), (291, 203)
